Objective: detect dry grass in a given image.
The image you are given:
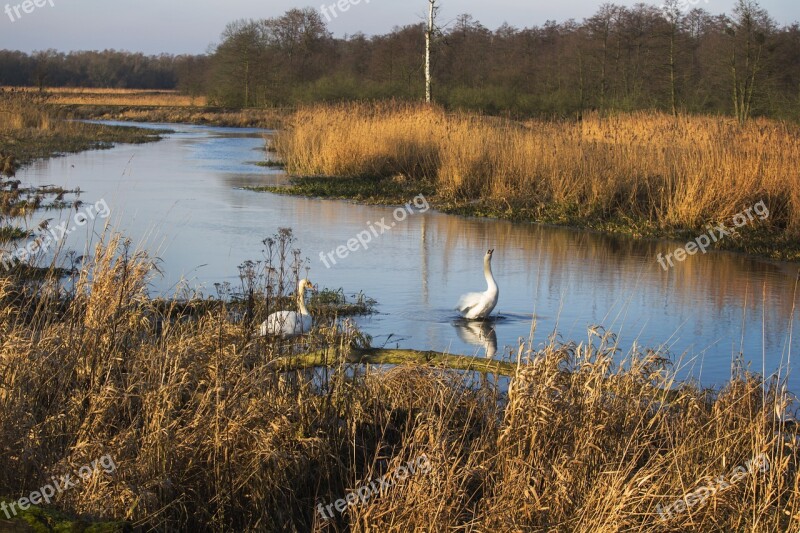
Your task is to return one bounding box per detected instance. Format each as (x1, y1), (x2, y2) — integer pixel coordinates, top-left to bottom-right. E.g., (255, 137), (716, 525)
(2, 86), (288, 129)
(78, 106), (288, 129)
(0, 229), (798, 531)
(276, 103), (800, 236)
(0, 89), (162, 171)
(0, 90), (54, 133)
(3, 86), (206, 107)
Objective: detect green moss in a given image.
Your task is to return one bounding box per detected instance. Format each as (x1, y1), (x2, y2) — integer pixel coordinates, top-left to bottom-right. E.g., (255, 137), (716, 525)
(0, 497), (128, 532)
(254, 160), (286, 169)
(4, 123), (167, 169)
(246, 175), (436, 205)
(270, 347), (519, 376)
(309, 287), (377, 316)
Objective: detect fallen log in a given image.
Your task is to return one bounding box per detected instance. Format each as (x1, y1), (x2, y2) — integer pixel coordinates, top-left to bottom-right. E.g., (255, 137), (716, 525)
(269, 348), (518, 376)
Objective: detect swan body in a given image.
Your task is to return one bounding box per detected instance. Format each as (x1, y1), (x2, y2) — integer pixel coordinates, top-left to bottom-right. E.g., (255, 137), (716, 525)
(456, 249), (499, 320)
(260, 279), (315, 337)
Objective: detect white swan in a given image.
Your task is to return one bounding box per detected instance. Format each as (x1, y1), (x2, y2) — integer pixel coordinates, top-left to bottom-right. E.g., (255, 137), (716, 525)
(260, 279), (315, 337)
(456, 249), (499, 320)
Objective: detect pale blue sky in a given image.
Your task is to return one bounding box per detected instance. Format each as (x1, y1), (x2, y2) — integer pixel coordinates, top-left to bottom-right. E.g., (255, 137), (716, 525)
(1, 0), (797, 54)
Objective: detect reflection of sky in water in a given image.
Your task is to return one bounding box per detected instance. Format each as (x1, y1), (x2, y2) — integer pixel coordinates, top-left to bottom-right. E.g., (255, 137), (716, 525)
(17, 122), (800, 393)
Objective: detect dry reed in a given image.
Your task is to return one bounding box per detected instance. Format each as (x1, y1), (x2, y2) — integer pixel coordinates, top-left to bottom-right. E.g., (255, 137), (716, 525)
(2, 86), (206, 107)
(0, 229), (797, 531)
(275, 103), (800, 236)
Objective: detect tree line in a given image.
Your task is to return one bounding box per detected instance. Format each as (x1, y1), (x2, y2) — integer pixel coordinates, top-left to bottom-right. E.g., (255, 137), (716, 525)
(2, 1), (798, 121)
(0, 49), (207, 91)
(209, 1), (799, 121)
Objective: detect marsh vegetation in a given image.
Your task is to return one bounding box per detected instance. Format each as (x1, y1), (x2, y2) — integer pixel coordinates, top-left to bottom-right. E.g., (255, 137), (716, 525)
(1, 1), (799, 528)
(0, 229), (797, 531)
(272, 102), (800, 261)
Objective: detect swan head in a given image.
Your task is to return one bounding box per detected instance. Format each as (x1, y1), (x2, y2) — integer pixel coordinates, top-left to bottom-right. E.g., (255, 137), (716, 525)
(299, 278), (316, 293)
(486, 249), (494, 260)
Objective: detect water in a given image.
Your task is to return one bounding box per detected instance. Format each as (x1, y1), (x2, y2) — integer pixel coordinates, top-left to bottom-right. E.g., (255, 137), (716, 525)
(16, 121), (800, 392)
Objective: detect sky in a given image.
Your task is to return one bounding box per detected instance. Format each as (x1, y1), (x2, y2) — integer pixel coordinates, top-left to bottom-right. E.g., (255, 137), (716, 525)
(0, 0), (797, 55)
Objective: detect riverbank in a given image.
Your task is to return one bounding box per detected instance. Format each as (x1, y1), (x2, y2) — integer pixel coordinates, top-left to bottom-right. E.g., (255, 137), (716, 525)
(0, 497), (127, 532)
(265, 102), (800, 263)
(68, 104), (288, 130)
(0, 231), (797, 531)
(0, 89), (165, 173)
(0, 89), (165, 262)
(250, 173), (800, 263)
(1, 87), (287, 139)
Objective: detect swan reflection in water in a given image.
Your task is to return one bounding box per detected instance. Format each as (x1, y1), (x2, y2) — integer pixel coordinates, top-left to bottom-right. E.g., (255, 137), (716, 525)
(452, 319), (498, 359)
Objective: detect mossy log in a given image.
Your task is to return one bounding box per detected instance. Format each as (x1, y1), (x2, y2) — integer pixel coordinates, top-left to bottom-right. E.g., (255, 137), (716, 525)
(269, 348), (518, 376)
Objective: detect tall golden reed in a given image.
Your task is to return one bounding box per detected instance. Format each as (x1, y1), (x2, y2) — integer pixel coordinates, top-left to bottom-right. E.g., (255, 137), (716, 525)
(0, 232), (797, 531)
(276, 103), (800, 234)
(2, 86), (207, 107)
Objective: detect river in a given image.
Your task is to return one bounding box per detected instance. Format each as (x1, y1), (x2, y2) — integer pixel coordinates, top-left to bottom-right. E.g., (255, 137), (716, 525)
(16, 121), (800, 392)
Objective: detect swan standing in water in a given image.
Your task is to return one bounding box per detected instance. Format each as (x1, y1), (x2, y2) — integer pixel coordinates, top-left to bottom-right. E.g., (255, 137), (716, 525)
(260, 279), (315, 337)
(456, 249), (499, 320)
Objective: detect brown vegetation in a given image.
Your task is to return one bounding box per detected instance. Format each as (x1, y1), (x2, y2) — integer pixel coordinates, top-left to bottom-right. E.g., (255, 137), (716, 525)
(72, 105), (288, 130)
(0, 86), (289, 129)
(2, 86), (207, 107)
(0, 231), (798, 531)
(275, 103), (800, 243)
(0, 89), (163, 169)
(1, 87), (288, 132)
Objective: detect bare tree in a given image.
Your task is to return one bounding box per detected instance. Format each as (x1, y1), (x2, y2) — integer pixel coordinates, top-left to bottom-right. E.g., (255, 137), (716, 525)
(728, 0), (772, 123)
(425, 0), (439, 103)
(213, 20), (266, 107)
(662, 0), (684, 116)
(585, 4), (620, 110)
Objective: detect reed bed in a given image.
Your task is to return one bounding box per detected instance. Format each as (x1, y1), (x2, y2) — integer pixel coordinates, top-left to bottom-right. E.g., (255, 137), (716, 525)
(0, 229), (798, 531)
(0, 89), (163, 170)
(3, 86), (206, 107)
(275, 103), (800, 236)
(3, 86), (288, 129)
(77, 106), (288, 129)
(0, 89), (54, 134)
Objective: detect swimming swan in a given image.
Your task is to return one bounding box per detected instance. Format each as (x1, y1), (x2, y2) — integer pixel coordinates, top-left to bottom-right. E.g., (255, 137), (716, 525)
(456, 249), (499, 320)
(260, 279), (315, 337)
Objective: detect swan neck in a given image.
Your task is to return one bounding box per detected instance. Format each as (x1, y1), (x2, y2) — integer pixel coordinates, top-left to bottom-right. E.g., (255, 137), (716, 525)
(297, 285), (310, 315)
(484, 256), (498, 292)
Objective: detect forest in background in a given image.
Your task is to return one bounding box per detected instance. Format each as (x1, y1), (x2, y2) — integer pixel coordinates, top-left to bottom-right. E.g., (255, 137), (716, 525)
(1, 1), (798, 120)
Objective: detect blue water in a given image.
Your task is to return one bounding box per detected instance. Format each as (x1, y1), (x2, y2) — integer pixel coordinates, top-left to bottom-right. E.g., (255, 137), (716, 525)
(15, 121), (800, 393)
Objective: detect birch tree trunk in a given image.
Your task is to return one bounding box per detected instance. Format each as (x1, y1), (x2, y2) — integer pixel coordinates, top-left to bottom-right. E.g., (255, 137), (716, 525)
(425, 0), (436, 103)
(663, 0), (682, 117)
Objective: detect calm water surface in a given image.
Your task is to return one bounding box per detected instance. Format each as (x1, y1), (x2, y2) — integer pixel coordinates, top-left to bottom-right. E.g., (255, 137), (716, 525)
(17, 122), (800, 392)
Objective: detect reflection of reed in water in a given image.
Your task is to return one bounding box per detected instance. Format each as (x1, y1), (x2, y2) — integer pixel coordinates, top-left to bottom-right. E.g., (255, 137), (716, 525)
(453, 319), (497, 359)
(293, 199), (800, 344)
